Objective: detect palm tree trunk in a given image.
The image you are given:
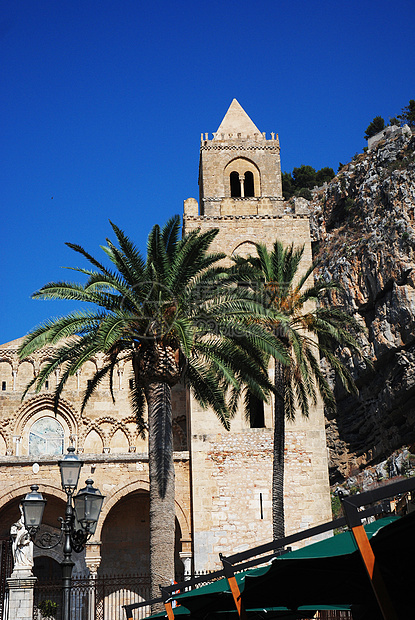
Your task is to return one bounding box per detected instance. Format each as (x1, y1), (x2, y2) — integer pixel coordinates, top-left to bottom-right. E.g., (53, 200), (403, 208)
(144, 381), (176, 608)
(272, 360), (285, 541)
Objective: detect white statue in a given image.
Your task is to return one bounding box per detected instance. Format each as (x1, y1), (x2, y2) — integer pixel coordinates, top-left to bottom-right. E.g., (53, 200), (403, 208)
(10, 505), (34, 572)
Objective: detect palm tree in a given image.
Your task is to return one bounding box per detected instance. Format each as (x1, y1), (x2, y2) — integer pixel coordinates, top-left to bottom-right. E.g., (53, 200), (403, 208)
(232, 240), (365, 540)
(19, 216), (285, 600)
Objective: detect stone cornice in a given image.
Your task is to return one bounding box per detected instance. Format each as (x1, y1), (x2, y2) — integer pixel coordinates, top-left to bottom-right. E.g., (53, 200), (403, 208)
(201, 143), (280, 152)
(0, 451), (190, 465)
(183, 213), (309, 221)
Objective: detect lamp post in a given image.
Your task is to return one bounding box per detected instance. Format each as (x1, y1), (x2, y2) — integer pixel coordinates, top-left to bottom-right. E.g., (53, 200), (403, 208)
(21, 446), (105, 620)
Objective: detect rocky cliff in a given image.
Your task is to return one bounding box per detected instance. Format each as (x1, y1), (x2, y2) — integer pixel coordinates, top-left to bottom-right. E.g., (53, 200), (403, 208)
(308, 126), (415, 482)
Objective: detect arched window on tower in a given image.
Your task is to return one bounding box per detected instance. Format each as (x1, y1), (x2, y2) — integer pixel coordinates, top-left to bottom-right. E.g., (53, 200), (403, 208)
(29, 416), (64, 456)
(230, 171), (241, 197)
(244, 171), (255, 197)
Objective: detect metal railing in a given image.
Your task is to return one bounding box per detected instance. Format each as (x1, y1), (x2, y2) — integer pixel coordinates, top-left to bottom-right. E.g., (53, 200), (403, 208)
(0, 540), (12, 620)
(33, 574), (151, 620)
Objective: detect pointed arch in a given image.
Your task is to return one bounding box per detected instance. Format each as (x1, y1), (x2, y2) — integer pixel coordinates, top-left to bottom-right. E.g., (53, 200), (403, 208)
(83, 428), (105, 454)
(109, 427), (129, 453)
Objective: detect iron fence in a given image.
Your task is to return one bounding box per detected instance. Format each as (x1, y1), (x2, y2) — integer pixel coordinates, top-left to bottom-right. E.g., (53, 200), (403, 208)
(31, 573), (353, 620)
(315, 613), (352, 619)
(0, 540), (12, 620)
(33, 574), (151, 620)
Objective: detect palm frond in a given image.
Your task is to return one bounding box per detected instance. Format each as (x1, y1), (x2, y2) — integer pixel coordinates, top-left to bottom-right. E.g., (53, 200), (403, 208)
(161, 214), (181, 263)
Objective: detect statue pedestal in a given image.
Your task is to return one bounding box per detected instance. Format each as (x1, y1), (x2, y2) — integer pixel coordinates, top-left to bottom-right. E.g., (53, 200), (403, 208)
(6, 571), (37, 620)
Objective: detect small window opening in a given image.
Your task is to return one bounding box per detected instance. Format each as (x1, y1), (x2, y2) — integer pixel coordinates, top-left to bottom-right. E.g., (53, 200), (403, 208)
(45, 380), (49, 390)
(259, 492), (264, 519)
(1, 381), (6, 391)
(244, 171), (255, 197)
(230, 171), (241, 197)
(248, 393), (265, 428)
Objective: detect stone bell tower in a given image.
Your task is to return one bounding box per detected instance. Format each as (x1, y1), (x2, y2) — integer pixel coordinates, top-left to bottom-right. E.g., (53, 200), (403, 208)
(184, 100), (332, 572)
(197, 98), (283, 217)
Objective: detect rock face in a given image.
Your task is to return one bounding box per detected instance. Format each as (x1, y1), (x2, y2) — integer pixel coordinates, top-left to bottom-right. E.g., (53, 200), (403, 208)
(309, 126), (415, 481)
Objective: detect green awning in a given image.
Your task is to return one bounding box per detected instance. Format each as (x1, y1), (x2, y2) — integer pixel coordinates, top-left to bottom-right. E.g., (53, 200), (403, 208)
(142, 513), (415, 619)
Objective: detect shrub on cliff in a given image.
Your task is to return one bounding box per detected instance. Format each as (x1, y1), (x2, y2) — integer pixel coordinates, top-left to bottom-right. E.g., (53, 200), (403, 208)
(364, 116), (385, 140)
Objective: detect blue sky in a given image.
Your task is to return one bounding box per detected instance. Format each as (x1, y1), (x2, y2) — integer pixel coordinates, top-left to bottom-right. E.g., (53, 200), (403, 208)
(1, 0), (414, 344)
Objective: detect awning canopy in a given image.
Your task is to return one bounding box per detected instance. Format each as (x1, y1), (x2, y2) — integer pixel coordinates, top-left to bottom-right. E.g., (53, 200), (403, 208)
(163, 513), (414, 619)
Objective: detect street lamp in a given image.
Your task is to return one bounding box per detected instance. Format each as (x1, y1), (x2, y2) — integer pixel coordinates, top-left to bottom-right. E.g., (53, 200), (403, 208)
(21, 446), (105, 620)
(21, 485), (47, 536)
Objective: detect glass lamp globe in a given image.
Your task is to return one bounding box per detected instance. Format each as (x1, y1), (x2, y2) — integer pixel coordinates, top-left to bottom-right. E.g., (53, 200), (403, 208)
(58, 446), (83, 491)
(73, 479), (105, 535)
(21, 485), (47, 531)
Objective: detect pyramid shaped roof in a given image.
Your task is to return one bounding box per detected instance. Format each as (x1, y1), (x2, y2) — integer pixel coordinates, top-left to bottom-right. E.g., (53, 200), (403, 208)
(214, 99), (263, 140)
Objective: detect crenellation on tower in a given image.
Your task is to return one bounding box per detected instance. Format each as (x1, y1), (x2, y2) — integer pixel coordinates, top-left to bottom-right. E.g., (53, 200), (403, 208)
(191, 99), (284, 218)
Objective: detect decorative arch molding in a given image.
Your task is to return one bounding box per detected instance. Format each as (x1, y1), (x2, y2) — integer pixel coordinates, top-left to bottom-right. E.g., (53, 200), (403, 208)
(121, 416), (145, 441)
(225, 156), (260, 173)
(95, 479), (150, 540)
(79, 421), (107, 444)
(0, 432), (7, 455)
(108, 422), (133, 445)
(0, 482), (67, 513)
(79, 416), (136, 449)
(224, 157), (261, 198)
(77, 359), (98, 375)
(95, 480), (190, 543)
(14, 394), (78, 436)
(231, 240), (257, 258)
(0, 357), (14, 371)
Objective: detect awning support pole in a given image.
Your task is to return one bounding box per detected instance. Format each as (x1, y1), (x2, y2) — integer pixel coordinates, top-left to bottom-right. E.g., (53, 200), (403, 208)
(160, 587), (175, 620)
(220, 554), (248, 620)
(341, 496), (398, 620)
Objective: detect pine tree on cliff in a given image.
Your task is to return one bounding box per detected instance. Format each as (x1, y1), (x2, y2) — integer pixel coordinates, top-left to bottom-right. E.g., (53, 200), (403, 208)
(398, 99), (415, 128)
(364, 116), (385, 140)
(232, 240), (364, 539)
(19, 216), (284, 602)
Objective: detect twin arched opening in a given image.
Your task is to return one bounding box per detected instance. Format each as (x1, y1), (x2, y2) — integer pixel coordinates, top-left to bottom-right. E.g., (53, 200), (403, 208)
(225, 158), (260, 198)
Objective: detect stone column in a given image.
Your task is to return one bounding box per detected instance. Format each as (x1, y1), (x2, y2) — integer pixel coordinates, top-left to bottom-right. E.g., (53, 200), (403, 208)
(179, 552), (192, 579)
(239, 174), (245, 198)
(6, 568), (37, 620)
(85, 546), (101, 620)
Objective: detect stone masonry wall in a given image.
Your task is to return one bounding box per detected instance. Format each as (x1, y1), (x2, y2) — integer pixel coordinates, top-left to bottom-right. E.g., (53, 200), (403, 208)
(184, 208), (332, 570)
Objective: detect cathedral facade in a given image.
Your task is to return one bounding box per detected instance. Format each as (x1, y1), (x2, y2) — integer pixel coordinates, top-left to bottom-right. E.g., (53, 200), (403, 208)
(0, 101), (331, 582)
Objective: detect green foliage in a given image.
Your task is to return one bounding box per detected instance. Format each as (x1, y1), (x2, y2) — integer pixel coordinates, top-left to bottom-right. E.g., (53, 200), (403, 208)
(231, 240), (367, 538)
(298, 187), (312, 200)
(344, 197), (354, 212)
(315, 167), (335, 186)
(364, 116), (385, 140)
(37, 600), (58, 619)
(292, 165), (316, 189)
(19, 217), (284, 494)
(282, 165), (335, 200)
(281, 171), (295, 199)
(398, 99), (415, 127)
(331, 493), (342, 520)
